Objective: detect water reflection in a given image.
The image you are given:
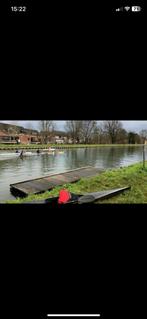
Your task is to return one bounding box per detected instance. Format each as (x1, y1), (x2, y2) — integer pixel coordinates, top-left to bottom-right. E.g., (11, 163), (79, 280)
(0, 146), (147, 201)
(64, 149), (88, 169)
(98, 147), (136, 168)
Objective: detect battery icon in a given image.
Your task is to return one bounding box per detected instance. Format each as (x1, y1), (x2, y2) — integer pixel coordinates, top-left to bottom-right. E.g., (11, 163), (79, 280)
(131, 6), (141, 11)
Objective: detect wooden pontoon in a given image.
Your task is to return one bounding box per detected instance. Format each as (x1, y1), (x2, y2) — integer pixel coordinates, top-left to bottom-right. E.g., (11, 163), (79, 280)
(10, 166), (102, 197)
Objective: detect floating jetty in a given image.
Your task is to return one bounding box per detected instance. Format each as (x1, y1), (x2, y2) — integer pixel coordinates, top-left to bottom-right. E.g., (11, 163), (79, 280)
(10, 166), (102, 197)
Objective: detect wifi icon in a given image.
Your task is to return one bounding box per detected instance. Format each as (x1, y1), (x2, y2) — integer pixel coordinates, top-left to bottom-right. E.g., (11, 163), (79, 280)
(124, 6), (130, 11)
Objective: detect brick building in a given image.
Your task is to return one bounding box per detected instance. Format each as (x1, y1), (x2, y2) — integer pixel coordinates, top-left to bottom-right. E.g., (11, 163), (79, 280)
(0, 123), (72, 144)
(0, 123), (39, 144)
(0, 132), (40, 144)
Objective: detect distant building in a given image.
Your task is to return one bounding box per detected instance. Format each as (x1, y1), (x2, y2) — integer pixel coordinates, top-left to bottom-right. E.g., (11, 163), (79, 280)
(55, 138), (64, 144)
(68, 138), (73, 144)
(0, 132), (40, 144)
(0, 122), (77, 145)
(0, 122), (39, 144)
(0, 131), (15, 143)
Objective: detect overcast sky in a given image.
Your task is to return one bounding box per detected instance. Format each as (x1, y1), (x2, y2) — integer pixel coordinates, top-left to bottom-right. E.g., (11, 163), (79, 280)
(0, 121), (147, 132)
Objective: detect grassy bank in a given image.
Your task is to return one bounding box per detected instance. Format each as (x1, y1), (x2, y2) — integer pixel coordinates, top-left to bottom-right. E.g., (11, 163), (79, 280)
(0, 144), (145, 150)
(5, 162), (147, 204)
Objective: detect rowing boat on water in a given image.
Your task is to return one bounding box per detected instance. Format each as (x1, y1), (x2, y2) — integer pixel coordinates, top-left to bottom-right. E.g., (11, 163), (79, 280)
(49, 148), (56, 151)
(42, 148), (56, 152)
(0, 153), (20, 160)
(47, 152), (55, 155)
(0, 152), (39, 160)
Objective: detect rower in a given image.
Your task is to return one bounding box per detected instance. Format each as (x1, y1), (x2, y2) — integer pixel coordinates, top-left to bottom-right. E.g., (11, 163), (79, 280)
(20, 150), (24, 158)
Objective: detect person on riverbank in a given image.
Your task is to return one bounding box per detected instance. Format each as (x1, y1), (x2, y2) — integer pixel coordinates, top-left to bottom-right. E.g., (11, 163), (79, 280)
(37, 149), (40, 154)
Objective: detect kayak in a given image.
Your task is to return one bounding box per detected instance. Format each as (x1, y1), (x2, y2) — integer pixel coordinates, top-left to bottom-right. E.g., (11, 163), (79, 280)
(23, 187), (131, 204)
(42, 148), (56, 153)
(48, 148), (56, 151)
(48, 151), (55, 155)
(19, 152), (34, 157)
(23, 152), (32, 155)
(0, 153), (20, 160)
(78, 187), (131, 203)
(0, 152), (20, 156)
(0, 151), (45, 160)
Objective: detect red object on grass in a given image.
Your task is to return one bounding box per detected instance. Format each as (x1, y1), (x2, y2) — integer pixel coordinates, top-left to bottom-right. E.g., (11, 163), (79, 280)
(58, 189), (71, 204)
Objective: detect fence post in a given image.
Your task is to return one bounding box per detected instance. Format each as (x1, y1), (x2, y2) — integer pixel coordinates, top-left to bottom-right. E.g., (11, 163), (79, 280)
(143, 144), (145, 169)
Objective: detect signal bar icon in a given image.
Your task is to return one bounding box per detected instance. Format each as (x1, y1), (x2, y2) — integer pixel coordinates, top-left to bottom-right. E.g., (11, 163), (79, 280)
(115, 5), (142, 13)
(115, 7), (123, 12)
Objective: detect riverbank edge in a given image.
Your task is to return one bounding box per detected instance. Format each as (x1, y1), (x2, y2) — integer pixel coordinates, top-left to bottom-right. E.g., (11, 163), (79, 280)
(4, 162), (147, 204)
(0, 144), (145, 150)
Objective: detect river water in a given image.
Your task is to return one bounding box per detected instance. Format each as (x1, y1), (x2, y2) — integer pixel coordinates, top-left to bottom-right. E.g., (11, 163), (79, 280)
(0, 146), (147, 201)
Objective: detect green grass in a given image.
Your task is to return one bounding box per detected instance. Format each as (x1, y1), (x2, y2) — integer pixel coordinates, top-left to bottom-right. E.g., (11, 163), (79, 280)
(0, 144), (52, 150)
(0, 143), (145, 150)
(5, 162), (147, 204)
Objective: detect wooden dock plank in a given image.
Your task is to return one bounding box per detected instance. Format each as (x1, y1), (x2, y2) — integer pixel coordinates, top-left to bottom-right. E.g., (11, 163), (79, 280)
(10, 166), (102, 197)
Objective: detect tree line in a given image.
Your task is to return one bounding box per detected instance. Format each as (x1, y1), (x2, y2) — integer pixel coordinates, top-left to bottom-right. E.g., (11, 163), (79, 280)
(38, 120), (147, 144)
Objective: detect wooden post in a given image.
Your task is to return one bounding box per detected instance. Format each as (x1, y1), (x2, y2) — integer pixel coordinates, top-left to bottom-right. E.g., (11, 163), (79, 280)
(143, 143), (145, 169)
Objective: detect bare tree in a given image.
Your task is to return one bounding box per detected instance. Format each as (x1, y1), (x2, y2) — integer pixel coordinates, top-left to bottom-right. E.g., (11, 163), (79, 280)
(65, 121), (83, 143)
(39, 120), (55, 144)
(140, 130), (147, 169)
(140, 130), (147, 144)
(80, 121), (97, 144)
(103, 121), (122, 144)
(92, 123), (104, 144)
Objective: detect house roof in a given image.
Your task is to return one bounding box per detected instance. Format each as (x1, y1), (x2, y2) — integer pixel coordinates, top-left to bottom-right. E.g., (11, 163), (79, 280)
(0, 131), (10, 137)
(0, 131), (38, 138)
(0, 123), (38, 135)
